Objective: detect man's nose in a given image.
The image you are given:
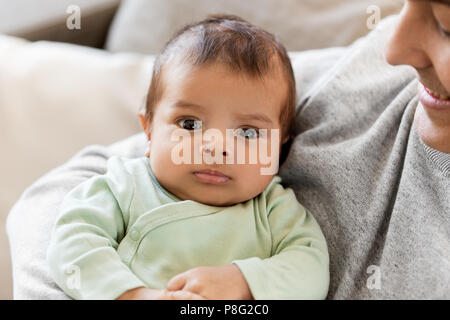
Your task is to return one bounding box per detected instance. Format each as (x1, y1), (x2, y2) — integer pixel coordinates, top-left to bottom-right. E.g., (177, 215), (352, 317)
(384, 2), (432, 70)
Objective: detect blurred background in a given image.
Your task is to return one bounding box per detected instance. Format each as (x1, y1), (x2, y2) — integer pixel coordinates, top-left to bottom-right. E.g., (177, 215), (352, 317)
(0, 0), (404, 299)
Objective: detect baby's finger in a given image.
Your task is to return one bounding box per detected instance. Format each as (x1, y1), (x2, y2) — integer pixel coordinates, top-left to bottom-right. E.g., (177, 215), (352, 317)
(168, 290), (206, 300)
(167, 272), (187, 291)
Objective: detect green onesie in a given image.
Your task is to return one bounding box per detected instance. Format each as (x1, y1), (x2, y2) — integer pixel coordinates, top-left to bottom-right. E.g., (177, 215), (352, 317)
(47, 156), (329, 299)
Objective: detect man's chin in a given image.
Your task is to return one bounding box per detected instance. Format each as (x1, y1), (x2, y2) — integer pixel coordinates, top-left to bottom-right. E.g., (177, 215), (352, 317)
(417, 101), (450, 125)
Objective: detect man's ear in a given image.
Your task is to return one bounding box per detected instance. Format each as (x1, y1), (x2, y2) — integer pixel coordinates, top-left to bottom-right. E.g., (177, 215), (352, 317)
(139, 113), (151, 141)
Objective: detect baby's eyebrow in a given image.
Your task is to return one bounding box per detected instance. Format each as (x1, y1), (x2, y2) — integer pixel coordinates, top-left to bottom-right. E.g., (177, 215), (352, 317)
(172, 100), (206, 111)
(172, 100), (273, 125)
(235, 112), (273, 125)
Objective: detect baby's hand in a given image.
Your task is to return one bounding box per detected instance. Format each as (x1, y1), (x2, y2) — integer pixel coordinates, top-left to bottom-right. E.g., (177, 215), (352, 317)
(167, 264), (253, 300)
(117, 287), (205, 300)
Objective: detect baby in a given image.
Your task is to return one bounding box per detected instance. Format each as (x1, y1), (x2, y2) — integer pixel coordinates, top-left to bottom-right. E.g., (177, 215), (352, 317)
(47, 14), (329, 300)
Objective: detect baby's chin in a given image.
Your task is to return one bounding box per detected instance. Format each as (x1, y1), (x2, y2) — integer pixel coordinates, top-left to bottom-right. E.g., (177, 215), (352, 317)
(187, 182), (270, 207)
(194, 196), (243, 207)
(189, 192), (251, 207)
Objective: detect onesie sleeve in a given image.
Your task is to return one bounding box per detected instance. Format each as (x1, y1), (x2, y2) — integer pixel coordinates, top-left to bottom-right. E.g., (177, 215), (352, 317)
(233, 182), (330, 299)
(46, 157), (146, 299)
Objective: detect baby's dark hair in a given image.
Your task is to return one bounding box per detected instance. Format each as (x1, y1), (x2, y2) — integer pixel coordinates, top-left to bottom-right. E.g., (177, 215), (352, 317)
(144, 14), (296, 146)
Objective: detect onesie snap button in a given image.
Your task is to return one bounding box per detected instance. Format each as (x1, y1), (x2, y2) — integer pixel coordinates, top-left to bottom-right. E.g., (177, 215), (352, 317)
(130, 229), (140, 241)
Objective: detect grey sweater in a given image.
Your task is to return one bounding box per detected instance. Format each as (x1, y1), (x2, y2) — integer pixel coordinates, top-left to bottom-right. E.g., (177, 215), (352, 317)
(6, 16), (450, 299)
(283, 17), (450, 298)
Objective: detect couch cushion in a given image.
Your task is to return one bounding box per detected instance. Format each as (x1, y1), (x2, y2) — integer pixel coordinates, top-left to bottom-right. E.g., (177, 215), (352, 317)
(105, 0), (403, 54)
(0, 0), (120, 47)
(0, 35), (153, 298)
(0, 35), (154, 214)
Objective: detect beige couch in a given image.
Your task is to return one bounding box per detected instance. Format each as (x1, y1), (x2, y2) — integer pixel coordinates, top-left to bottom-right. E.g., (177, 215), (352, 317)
(1, 0), (403, 299)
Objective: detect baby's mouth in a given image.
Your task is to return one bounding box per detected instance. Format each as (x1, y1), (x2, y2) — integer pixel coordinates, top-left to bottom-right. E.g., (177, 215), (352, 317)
(193, 169), (231, 185)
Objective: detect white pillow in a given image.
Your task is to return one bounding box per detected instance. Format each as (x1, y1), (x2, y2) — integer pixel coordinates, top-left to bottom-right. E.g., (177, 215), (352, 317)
(0, 35), (154, 210)
(105, 0), (403, 54)
(0, 35), (154, 283)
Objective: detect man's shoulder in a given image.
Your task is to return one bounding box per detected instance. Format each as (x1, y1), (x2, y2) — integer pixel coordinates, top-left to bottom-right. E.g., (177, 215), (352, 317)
(107, 155), (148, 171)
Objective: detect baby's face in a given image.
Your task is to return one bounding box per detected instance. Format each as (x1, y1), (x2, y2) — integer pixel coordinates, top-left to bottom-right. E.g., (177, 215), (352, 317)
(143, 62), (287, 206)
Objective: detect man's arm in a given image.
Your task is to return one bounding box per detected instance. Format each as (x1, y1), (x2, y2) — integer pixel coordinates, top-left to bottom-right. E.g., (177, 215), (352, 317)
(6, 133), (146, 299)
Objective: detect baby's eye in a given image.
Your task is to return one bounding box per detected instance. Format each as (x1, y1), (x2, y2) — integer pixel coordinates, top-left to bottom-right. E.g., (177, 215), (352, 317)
(177, 118), (202, 130)
(234, 127), (259, 139)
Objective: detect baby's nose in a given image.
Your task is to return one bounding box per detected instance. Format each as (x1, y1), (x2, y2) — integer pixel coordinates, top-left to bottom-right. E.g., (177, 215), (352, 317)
(202, 144), (228, 157)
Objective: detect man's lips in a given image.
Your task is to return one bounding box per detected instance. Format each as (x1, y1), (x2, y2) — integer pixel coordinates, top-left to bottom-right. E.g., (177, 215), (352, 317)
(193, 169), (231, 184)
(418, 82), (450, 110)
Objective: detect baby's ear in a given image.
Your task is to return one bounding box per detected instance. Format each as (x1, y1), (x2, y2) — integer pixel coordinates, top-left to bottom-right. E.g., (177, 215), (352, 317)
(281, 135), (290, 145)
(138, 113), (151, 140)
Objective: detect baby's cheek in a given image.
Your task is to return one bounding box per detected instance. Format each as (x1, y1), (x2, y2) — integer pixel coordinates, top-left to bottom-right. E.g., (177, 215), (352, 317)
(149, 140), (176, 173)
(238, 165), (274, 197)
